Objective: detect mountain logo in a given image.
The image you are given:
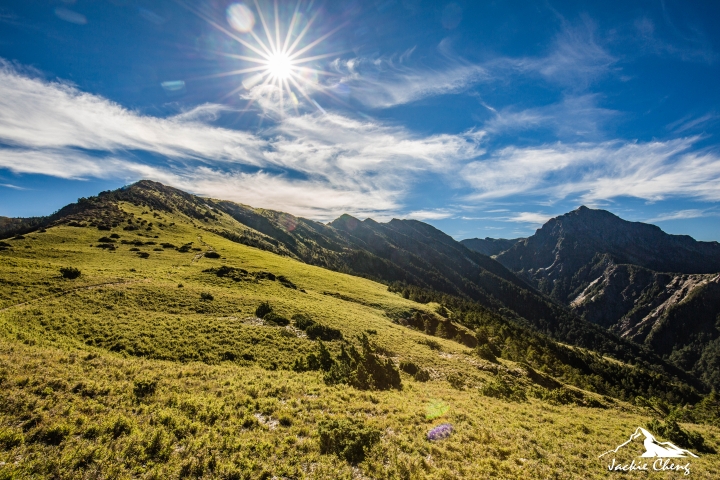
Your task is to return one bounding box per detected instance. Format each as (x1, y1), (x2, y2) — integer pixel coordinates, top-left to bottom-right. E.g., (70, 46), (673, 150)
(599, 427), (698, 475)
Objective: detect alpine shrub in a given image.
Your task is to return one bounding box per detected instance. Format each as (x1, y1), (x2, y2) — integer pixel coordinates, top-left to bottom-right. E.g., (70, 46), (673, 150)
(318, 418), (381, 464)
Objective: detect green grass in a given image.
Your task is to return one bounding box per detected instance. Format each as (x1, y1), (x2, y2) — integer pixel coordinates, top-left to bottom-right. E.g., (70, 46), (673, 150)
(0, 202), (718, 478)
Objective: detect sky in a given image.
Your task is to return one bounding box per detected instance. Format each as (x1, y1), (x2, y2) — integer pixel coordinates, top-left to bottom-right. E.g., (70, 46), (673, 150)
(1, 0), (720, 241)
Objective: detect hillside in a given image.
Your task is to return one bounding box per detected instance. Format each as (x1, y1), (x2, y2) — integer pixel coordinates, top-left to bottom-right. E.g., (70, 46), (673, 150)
(1, 182), (718, 477)
(494, 206), (720, 302)
(465, 207), (720, 390)
(1, 181), (661, 368)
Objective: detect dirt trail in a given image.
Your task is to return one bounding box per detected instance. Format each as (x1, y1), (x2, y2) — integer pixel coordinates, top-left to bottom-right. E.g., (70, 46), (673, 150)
(0, 279), (141, 313)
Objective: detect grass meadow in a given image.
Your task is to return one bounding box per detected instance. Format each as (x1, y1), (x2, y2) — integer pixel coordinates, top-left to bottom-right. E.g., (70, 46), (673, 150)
(0, 203), (717, 478)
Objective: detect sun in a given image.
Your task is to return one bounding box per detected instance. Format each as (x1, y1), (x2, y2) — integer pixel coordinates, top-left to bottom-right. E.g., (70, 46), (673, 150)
(266, 52), (294, 80)
(184, 1), (345, 114)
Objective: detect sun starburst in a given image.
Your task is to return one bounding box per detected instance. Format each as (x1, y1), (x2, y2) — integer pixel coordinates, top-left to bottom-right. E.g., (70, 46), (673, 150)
(183, 0), (345, 115)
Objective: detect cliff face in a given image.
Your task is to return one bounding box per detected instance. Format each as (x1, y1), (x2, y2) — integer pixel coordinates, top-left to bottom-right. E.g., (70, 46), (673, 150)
(494, 206), (720, 303)
(486, 206), (720, 389)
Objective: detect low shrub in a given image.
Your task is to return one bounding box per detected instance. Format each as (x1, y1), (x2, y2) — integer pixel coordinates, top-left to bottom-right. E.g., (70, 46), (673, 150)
(263, 312), (289, 326)
(255, 301), (273, 319)
(306, 323), (343, 341)
(133, 378), (158, 399)
(325, 334), (401, 391)
(318, 418), (381, 464)
(204, 251), (221, 259)
(419, 339), (441, 351)
(33, 423), (72, 446)
(413, 369), (431, 382)
(277, 275), (297, 289)
(480, 376), (526, 402)
(475, 344), (498, 363)
(292, 313), (315, 330)
(446, 373), (465, 390)
(0, 427), (24, 450)
(60, 266), (81, 279)
(647, 418), (712, 453)
(399, 361), (419, 375)
(200, 292), (214, 301)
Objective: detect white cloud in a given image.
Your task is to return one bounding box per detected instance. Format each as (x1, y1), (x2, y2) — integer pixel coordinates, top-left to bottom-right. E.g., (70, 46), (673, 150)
(484, 94), (618, 140)
(506, 212), (553, 225)
(646, 209), (711, 223)
(331, 56), (487, 109)
(405, 209), (455, 220)
(462, 137), (720, 203)
(0, 63), (485, 221)
(493, 18), (617, 89)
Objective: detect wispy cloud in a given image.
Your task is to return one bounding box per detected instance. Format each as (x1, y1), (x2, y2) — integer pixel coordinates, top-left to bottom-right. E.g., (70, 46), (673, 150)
(0, 62), (485, 221)
(484, 94), (619, 140)
(666, 113), (718, 133)
(506, 212), (553, 225)
(405, 209), (455, 220)
(495, 18), (617, 89)
(635, 16), (717, 64)
(462, 137), (720, 203)
(0, 182), (25, 190)
(331, 55), (487, 109)
(646, 209), (715, 223)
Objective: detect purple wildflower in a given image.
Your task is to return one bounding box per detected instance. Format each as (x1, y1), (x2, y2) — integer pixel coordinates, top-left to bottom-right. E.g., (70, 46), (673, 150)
(427, 423), (453, 441)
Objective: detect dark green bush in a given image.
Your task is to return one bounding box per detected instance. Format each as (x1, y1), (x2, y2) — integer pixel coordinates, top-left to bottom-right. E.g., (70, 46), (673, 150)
(133, 378), (158, 399)
(33, 423), (71, 445)
(263, 312), (289, 326)
(325, 335), (401, 391)
(413, 369), (431, 382)
(277, 275), (297, 289)
(204, 251), (221, 258)
(419, 339), (441, 350)
(400, 361), (419, 375)
(480, 376), (526, 402)
(475, 344), (498, 363)
(647, 418), (712, 453)
(447, 373), (465, 390)
(200, 292), (214, 301)
(292, 313), (316, 330)
(255, 302), (273, 319)
(318, 418), (381, 464)
(0, 427), (24, 450)
(306, 323), (343, 341)
(60, 266), (81, 279)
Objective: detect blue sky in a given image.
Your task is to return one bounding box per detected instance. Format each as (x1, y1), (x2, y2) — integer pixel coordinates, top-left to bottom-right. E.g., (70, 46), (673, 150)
(1, 0), (720, 241)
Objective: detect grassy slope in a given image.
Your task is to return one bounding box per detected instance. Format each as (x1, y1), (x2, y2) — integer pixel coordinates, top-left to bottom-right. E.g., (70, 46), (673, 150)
(0, 203), (718, 479)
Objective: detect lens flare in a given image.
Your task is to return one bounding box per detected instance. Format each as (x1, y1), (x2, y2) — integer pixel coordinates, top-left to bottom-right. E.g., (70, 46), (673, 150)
(183, 0), (346, 115)
(226, 3), (255, 33)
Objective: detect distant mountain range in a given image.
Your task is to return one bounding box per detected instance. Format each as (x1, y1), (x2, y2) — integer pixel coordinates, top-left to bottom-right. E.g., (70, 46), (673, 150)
(2, 181), (718, 390)
(462, 206), (720, 389)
